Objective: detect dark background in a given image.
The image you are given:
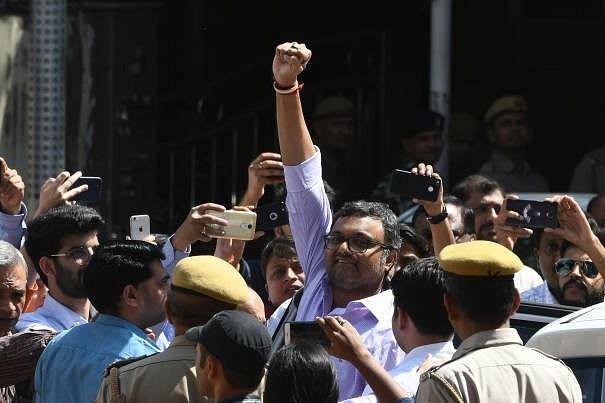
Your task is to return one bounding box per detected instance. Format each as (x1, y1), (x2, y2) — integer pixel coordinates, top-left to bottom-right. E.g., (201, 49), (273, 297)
(40, 0), (605, 238)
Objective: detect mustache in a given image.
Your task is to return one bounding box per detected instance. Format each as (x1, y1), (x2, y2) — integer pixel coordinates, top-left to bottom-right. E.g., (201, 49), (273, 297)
(563, 279), (587, 292)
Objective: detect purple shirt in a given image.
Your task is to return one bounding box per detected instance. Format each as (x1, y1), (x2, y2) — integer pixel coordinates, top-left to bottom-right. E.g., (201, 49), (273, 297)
(283, 150), (405, 400)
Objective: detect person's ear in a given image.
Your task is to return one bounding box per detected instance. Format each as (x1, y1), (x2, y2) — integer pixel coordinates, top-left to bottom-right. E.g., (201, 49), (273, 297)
(39, 256), (56, 278)
(443, 293), (459, 322)
(394, 307), (408, 331)
(122, 284), (138, 307)
(385, 249), (398, 271)
(510, 288), (521, 316)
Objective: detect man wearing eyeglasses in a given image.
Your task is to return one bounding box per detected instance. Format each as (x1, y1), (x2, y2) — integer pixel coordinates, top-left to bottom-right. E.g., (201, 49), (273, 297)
(16, 204), (105, 333)
(270, 41), (406, 400)
(520, 211), (600, 306)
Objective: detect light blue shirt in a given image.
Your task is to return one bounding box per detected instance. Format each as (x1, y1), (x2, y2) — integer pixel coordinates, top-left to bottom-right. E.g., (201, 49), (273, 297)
(16, 293), (88, 332)
(520, 281), (558, 304)
(34, 313), (161, 403)
(283, 150), (405, 400)
(0, 202), (27, 248)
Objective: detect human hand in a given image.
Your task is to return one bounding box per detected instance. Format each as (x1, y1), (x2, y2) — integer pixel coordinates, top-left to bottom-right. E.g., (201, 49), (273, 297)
(240, 152), (284, 206)
(545, 195), (594, 246)
(214, 237), (247, 268)
(316, 315), (369, 365)
(33, 170), (88, 218)
(0, 157), (25, 215)
(170, 203), (229, 251)
(272, 41), (311, 89)
(411, 163), (444, 217)
(493, 195), (533, 250)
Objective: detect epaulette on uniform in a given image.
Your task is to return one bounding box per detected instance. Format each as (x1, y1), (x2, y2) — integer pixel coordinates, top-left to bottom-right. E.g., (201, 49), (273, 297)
(419, 361), (464, 403)
(102, 353), (158, 403)
(102, 353), (157, 377)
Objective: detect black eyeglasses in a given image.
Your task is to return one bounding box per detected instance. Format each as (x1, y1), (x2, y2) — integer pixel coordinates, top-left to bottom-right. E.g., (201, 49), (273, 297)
(323, 234), (392, 254)
(554, 258), (599, 279)
(50, 246), (94, 266)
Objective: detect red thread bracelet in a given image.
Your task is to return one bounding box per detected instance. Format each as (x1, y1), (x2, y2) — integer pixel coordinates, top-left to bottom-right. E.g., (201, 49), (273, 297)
(273, 81), (304, 95)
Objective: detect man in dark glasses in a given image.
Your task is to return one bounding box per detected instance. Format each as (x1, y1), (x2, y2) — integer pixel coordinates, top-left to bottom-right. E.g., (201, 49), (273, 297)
(551, 240), (605, 307)
(519, 195), (605, 307)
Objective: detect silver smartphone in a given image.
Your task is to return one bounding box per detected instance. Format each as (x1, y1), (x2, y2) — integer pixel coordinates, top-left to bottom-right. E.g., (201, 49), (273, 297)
(129, 214), (151, 240)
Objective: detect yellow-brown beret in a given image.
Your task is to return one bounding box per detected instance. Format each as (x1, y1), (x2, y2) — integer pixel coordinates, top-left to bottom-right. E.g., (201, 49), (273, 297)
(438, 240), (522, 277)
(484, 95), (528, 124)
(172, 255), (248, 304)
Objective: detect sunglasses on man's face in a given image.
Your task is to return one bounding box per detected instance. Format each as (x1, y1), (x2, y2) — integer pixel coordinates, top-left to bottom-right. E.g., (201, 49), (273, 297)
(554, 258), (599, 279)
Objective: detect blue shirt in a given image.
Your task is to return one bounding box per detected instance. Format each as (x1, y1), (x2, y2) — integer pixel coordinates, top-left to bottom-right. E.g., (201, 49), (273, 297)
(282, 150), (405, 400)
(0, 202), (27, 248)
(34, 314), (161, 403)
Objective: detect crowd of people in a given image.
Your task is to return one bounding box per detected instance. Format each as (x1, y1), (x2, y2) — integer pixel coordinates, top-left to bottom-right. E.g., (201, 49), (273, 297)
(1, 39), (603, 402)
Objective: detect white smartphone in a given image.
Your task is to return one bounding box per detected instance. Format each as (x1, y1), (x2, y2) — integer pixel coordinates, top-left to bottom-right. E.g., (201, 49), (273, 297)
(129, 214), (151, 240)
(206, 210), (257, 241)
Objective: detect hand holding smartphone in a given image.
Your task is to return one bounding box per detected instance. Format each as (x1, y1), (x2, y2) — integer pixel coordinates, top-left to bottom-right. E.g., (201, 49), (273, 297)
(284, 321), (331, 348)
(71, 176), (103, 204)
(388, 169), (441, 202)
(505, 199), (558, 229)
(206, 209), (257, 240)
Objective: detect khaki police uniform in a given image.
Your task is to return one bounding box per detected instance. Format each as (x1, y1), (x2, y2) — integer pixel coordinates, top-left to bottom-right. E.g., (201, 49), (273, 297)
(415, 241), (583, 403)
(416, 328), (582, 403)
(96, 335), (202, 403)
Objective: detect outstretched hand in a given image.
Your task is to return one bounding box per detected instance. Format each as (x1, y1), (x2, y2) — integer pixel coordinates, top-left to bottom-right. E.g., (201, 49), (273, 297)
(33, 170), (87, 218)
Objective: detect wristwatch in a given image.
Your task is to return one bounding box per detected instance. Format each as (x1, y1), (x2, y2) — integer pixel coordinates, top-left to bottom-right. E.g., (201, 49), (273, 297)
(426, 204), (448, 224)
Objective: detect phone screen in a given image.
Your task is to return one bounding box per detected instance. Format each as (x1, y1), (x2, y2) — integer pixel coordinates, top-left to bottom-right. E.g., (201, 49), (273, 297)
(505, 199), (558, 229)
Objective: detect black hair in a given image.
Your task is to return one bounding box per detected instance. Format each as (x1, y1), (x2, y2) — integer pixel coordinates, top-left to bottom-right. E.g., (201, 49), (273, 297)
(260, 236), (297, 280)
(333, 200), (402, 251)
(83, 239), (165, 314)
(444, 272), (515, 327)
(398, 223), (432, 258)
(392, 257), (453, 337)
(264, 340), (339, 403)
(450, 174), (504, 203)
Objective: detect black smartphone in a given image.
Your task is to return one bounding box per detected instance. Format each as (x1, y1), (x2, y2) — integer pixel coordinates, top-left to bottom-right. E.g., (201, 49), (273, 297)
(505, 199), (558, 229)
(71, 176), (103, 204)
(254, 201), (289, 232)
(284, 321), (330, 348)
(388, 169), (441, 202)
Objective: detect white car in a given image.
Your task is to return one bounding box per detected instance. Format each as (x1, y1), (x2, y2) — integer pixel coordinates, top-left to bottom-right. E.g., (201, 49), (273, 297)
(526, 301), (605, 402)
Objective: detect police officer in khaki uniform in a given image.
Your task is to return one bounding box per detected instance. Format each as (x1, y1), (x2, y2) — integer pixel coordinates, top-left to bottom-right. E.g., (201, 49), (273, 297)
(415, 240), (583, 403)
(96, 255), (249, 403)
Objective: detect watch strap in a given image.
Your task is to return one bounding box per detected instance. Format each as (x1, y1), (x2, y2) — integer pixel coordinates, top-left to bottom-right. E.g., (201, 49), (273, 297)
(426, 204), (448, 224)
